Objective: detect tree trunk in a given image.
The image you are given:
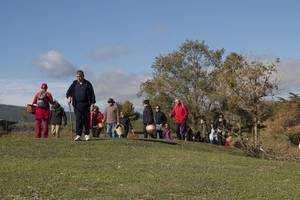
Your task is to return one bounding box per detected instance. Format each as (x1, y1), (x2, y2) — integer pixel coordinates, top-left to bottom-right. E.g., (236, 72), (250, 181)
(254, 122), (258, 147)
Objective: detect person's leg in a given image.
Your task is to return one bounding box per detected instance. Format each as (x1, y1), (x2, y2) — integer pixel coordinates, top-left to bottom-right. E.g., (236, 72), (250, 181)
(74, 108), (83, 137)
(183, 122), (188, 141)
(96, 128), (101, 138)
(176, 123), (181, 140)
(35, 120), (42, 138)
(83, 109), (90, 136)
(40, 109), (50, 138)
(56, 125), (61, 138)
(107, 123), (113, 138)
(41, 119), (49, 138)
(91, 128), (96, 137)
(158, 130), (163, 139)
(143, 125), (148, 138)
(51, 124), (56, 137)
(111, 123), (116, 139)
(154, 129), (158, 139)
(179, 123), (185, 140)
(34, 108), (43, 138)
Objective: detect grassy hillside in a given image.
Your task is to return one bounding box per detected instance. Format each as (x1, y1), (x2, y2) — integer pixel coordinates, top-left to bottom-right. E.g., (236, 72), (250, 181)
(0, 133), (300, 200)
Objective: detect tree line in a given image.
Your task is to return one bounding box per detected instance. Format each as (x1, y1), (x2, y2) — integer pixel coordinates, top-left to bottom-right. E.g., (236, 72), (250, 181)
(138, 40), (279, 148)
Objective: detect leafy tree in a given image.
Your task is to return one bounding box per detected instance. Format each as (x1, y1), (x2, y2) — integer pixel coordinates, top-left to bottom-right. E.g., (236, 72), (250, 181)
(139, 40), (224, 130)
(119, 100), (138, 120)
(216, 53), (279, 147)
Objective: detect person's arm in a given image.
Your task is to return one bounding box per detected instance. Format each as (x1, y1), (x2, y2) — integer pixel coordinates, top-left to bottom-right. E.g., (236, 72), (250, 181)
(98, 112), (104, 123)
(116, 106), (120, 124)
(103, 108), (107, 122)
(66, 82), (75, 105)
(183, 105), (189, 121)
(87, 81), (96, 105)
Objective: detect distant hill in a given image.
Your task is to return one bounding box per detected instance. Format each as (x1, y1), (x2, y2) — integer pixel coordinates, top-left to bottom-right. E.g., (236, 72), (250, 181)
(0, 104), (33, 122)
(0, 104), (74, 122)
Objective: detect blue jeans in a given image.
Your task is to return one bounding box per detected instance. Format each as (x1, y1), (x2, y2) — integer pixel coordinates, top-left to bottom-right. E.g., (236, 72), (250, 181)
(106, 123), (117, 138)
(176, 122), (186, 140)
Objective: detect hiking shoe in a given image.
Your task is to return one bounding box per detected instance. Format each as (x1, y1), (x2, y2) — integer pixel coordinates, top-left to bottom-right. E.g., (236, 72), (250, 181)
(85, 134), (90, 141)
(74, 135), (81, 141)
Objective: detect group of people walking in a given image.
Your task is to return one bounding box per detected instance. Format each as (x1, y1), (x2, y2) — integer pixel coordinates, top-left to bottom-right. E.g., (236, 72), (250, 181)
(31, 70), (134, 141)
(31, 69), (231, 146)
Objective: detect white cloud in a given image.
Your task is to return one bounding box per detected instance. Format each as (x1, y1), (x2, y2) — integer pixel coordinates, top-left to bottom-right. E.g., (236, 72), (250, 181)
(33, 50), (77, 78)
(90, 70), (149, 112)
(89, 44), (128, 61)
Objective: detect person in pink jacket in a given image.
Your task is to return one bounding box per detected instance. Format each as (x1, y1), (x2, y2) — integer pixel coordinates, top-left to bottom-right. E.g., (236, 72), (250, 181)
(162, 122), (172, 140)
(32, 83), (54, 138)
(170, 98), (189, 140)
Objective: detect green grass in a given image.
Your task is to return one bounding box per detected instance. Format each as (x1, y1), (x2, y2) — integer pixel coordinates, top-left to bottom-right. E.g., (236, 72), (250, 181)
(0, 133), (300, 200)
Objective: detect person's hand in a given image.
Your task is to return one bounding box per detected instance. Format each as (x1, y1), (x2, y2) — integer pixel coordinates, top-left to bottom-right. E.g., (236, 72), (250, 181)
(67, 97), (72, 105)
(90, 104), (95, 111)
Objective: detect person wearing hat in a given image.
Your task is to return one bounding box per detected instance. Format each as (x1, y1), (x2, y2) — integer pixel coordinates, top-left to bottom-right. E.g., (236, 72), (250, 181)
(142, 99), (154, 138)
(103, 98), (120, 138)
(66, 70), (96, 141)
(32, 83), (54, 138)
(154, 105), (167, 139)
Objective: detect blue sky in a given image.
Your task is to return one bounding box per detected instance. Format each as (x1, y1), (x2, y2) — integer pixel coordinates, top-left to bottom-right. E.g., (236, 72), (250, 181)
(0, 0), (299, 110)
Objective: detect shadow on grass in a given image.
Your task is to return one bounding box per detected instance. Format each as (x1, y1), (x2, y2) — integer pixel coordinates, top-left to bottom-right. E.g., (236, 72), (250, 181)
(137, 138), (179, 145)
(74, 138), (179, 145)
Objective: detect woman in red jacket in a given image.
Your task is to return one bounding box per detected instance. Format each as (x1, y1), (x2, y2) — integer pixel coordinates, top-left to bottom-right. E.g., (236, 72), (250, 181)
(32, 83), (54, 138)
(170, 98), (189, 140)
(90, 105), (104, 138)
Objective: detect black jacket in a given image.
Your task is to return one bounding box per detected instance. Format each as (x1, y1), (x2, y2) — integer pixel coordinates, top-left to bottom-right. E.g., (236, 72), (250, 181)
(50, 104), (67, 125)
(120, 116), (133, 134)
(66, 79), (96, 109)
(143, 105), (154, 125)
(154, 111), (167, 125)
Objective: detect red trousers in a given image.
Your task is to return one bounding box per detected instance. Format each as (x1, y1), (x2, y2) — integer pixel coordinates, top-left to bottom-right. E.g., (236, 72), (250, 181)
(34, 107), (50, 138)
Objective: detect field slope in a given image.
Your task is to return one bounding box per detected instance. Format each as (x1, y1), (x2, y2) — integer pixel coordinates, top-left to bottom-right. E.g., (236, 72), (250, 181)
(0, 134), (300, 200)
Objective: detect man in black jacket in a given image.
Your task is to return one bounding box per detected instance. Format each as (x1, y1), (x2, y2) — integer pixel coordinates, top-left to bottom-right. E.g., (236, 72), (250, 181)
(142, 99), (154, 138)
(154, 105), (167, 139)
(66, 70), (96, 141)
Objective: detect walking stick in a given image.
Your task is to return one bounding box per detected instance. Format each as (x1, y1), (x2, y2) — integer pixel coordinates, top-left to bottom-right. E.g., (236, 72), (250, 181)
(68, 104), (74, 140)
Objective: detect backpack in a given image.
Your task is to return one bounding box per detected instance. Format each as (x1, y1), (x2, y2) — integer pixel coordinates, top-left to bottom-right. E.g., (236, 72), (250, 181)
(37, 91), (49, 108)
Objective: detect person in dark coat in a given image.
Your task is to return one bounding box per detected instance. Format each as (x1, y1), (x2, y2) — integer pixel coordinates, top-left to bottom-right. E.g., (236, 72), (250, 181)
(49, 100), (67, 138)
(154, 105), (167, 139)
(119, 111), (133, 138)
(66, 70), (96, 141)
(142, 99), (154, 138)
